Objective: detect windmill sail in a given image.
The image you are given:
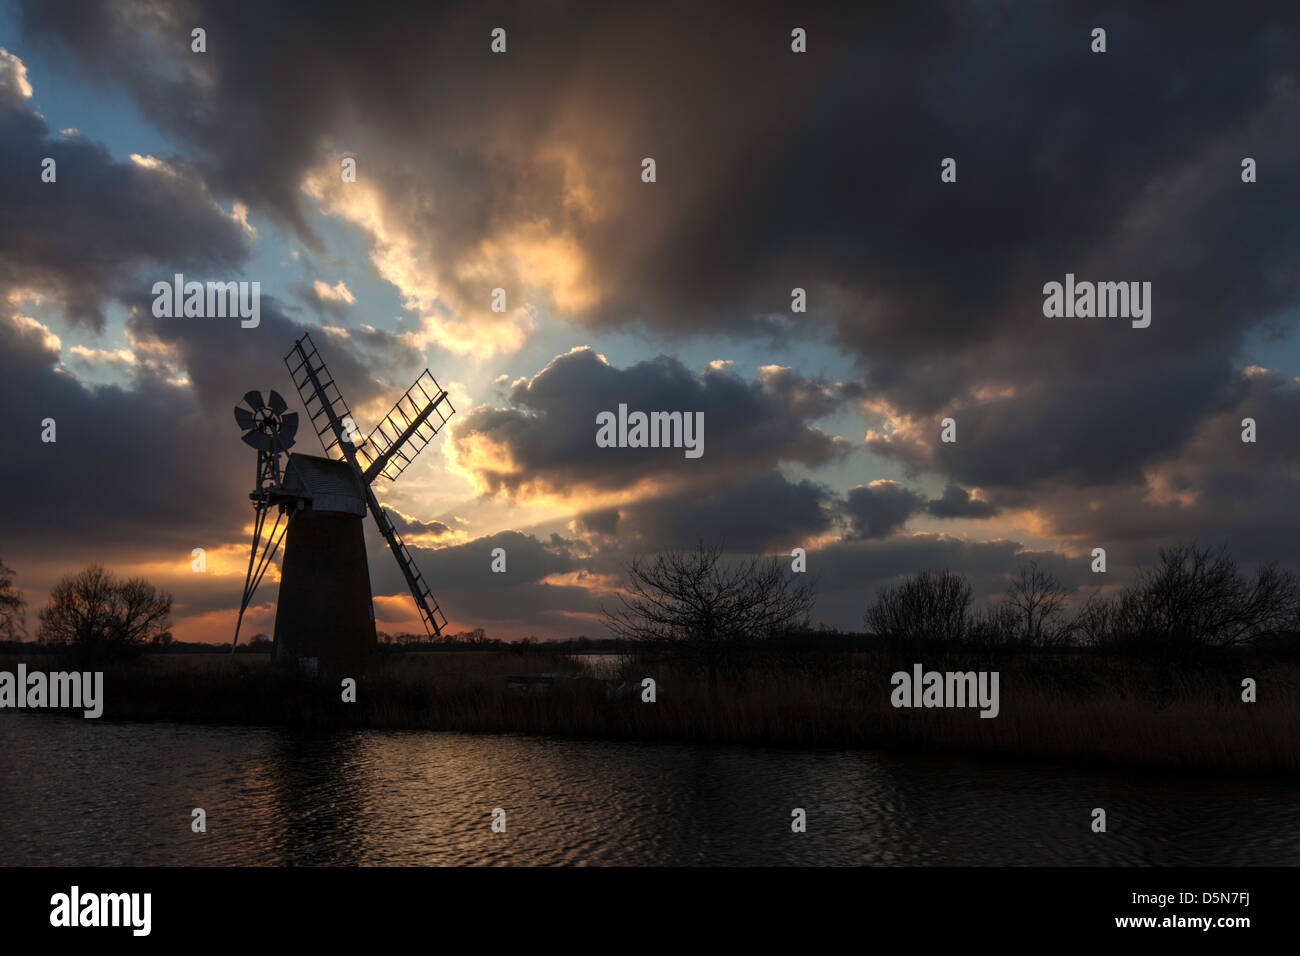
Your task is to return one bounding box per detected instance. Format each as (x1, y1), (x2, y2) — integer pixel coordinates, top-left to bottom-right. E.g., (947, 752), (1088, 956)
(361, 371), (454, 483)
(284, 333), (363, 464)
(376, 508), (449, 635)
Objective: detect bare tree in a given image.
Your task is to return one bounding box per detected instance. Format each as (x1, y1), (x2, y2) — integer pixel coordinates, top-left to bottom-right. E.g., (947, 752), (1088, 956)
(38, 565), (172, 660)
(864, 570), (972, 644)
(1104, 543), (1300, 647)
(967, 601), (1020, 647)
(603, 541), (816, 683)
(1004, 561), (1071, 646)
(1064, 587), (1117, 647)
(0, 558), (25, 642)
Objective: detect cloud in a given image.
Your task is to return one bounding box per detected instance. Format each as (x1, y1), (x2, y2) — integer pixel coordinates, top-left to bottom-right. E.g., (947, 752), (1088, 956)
(312, 279), (354, 304)
(450, 347), (849, 502)
(926, 483), (998, 519)
(0, 49), (253, 330)
(1002, 368), (1300, 568)
(0, 46), (34, 101)
(572, 507), (619, 536)
(0, 307), (247, 562)
(8, 1), (1300, 642)
(842, 481), (926, 540)
(21, 4), (1300, 488)
(294, 278), (356, 321)
(383, 506), (450, 538)
(809, 534), (1097, 632)
(367, 530), (603, 636)
(616, 472), (838, 553)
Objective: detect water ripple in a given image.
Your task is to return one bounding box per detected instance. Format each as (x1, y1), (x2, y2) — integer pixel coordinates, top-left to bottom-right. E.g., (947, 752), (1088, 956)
(1, 714), (1297, 866)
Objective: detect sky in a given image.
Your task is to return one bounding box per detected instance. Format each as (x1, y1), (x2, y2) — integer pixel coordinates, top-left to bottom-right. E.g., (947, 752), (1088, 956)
(2, 0), (1299, 643)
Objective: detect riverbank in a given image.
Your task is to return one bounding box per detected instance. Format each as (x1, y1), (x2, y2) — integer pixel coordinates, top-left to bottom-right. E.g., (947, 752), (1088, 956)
(3, 648), (1296, 775)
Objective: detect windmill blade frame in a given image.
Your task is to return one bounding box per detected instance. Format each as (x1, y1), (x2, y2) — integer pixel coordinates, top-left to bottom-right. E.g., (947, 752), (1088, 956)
(284, 333), (364, 463)
(361, 370), (455, 484)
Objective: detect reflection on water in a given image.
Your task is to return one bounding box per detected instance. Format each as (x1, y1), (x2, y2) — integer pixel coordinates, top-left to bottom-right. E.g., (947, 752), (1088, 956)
(1, 713), (1297, 865)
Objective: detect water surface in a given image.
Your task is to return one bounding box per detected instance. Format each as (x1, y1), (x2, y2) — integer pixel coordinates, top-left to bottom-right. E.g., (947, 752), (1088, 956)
(1, 713), (1296, 865)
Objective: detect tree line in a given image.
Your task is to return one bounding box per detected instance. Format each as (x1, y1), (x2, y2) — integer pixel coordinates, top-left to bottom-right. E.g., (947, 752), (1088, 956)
(863, 543), (1300, 650)
(604, 541), (1300, 669)
(3, 540), (1298, 664)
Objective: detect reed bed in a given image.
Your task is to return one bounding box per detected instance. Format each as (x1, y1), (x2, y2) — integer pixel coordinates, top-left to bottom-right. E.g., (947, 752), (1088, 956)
(4, 649), (1295, 775)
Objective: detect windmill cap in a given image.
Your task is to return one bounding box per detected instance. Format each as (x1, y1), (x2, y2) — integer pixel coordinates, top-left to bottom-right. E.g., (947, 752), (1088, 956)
(282, 453), (367, 517)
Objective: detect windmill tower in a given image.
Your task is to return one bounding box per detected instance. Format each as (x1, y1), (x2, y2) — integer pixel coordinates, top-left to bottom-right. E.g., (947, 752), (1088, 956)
(232, 332), (455, 676)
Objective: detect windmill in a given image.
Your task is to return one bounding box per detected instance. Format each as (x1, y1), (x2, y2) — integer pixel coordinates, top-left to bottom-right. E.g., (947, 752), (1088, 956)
(232, 331), (455, 675)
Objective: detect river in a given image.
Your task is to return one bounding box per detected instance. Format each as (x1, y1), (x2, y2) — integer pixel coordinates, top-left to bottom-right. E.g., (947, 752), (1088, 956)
(1, 713), (1296, 865)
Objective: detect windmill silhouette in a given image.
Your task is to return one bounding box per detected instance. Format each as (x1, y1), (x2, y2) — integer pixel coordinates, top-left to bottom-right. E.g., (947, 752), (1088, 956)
(232, 332), (455, 674)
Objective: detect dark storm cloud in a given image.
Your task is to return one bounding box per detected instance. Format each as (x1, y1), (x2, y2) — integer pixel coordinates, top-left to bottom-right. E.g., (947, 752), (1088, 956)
(0, 35), (407, 568)
(0, 299), (431, 642)
(615, 472), (837, 553)
(0, 308), (245, 561)
(19, 1), (1300, 493)
(0, 108), (421, 620)
(453, 347), (849, 497)
(0, 94), (243, 564)
(0, 46), (250, 330)
(926, 483), (998, 519)
(0, 42), (428, 635)
(837, 480), (1002, 544)
(0, 294), (419, 566)
(10, 0), (1300, 636)
(16, 2), (1296, 332)
(1013, 369), (1300, 570)
(599, 473), (998, 554)
(573, 507), (620, 536)
(16, 1), (928, 329)
(842, 11), (1300, 494)
(842, 482), (926, 540)
(124, 297), (401, 421)
(367, 530), (603, 632)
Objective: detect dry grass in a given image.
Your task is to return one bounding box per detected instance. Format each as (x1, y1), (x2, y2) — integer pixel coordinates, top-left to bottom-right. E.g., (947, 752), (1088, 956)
(4, 649), (1296, 775)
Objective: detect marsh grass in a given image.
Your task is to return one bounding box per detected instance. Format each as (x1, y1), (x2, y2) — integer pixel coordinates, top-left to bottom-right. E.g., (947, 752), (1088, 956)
(3, 648), (1295, 774)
